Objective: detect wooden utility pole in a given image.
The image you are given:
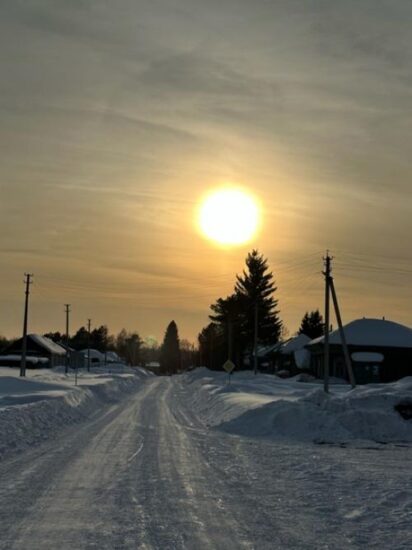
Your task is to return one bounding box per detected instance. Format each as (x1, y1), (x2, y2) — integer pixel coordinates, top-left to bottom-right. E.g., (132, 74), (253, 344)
(20, 273), (33, 377)
(329, 278), (356, 388)
(87, 318), (92, 372)
(323, 253), (331, 392)
(322, 253), (356, 392)
(253, 302), (259, 375)
(64, 304), (71, 374)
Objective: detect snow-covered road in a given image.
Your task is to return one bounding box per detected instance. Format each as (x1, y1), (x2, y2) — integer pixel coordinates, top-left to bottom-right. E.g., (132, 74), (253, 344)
(0, 376), (410, 549)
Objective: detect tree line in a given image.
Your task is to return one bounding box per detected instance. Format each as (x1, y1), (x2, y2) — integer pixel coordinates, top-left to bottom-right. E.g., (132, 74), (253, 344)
(0, 319), (195, 373)
(0, 249), (324, 375)
(44, 321), (194, 374)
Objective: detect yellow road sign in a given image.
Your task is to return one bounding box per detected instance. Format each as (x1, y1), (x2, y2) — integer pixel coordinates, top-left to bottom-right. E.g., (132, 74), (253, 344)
(223, 360), (235, 373)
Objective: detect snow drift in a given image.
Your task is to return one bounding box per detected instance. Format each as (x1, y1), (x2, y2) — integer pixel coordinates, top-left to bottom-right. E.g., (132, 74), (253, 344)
(0, 366), (151, 459)
(183, 368), (412, 444)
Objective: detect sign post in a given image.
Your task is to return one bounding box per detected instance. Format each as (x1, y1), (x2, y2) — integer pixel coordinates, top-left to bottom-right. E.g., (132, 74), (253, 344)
(223, 359), (235, 384)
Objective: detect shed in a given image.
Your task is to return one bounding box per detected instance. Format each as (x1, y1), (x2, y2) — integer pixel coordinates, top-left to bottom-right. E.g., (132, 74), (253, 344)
(307, 318), (412, 383)
(78, 349), (105, 367)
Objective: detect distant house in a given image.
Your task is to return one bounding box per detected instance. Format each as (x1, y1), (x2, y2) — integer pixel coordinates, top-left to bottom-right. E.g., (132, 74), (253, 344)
(106, 351), (123, 364)
(243, 335), (311, 374)
(0, 334), (66, 368)
(307, 318), (412, 384)
(145, 361), (161, 375)
(274, 334), (311, 374)
(78, 349), (105, 367)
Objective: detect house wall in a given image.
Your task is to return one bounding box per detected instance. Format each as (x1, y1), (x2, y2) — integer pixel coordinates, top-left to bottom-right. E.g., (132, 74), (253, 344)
(1, 337), (66, 368)
(309, 344), (412, 383)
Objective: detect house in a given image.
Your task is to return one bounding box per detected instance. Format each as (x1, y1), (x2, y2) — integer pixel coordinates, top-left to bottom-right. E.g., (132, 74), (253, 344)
(242, 335), (311, 374)
(145, 361), (161, 374)
(274, 334), (311, 375)
(78, 349), (106, 367)
(106, 351), (123, 364)
(307, 318), (412, 384)
(0, 334), (66, 368)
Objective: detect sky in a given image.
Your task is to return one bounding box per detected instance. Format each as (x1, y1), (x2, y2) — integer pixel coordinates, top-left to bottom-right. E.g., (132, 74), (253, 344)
(1, 0), (411, 343)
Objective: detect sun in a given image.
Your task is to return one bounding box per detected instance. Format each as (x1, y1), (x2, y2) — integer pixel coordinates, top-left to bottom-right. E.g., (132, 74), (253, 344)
(198, 188), (260, 246)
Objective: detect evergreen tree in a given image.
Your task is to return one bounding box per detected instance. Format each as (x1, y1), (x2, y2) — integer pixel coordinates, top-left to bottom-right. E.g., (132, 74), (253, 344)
(180, 339), (196, 371)
(160, 321), (181, 375)
(298, 310), (324, 339)
(198, 322), (225, 371)
(70, 326), (89, 350)
(209, 293), (246, 368)
(235, 250), (282, 347)
(0, 335), (11, 352)
(207, 250), (282, 370)
(116, 329), (142, 365)
(43, 331), (63, 344)
(91, 325), (114, 352)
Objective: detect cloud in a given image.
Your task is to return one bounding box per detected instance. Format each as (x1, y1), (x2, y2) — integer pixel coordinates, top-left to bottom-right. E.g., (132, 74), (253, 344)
(0, 0), (411, 338)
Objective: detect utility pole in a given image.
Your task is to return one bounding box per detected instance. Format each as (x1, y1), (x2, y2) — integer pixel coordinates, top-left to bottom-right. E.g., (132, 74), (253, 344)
(64, 304), (71, 374)
(20, 273), (33, 377)
(323, 253), (331, 392)
(253, 301), (258, 375)
(322, 252), (356, 392)
(329, 277), (356, 388)
(87, 318), (91, 372)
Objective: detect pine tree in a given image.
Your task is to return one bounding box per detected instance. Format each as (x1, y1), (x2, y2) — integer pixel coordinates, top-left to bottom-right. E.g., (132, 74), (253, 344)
(235, 250), (282, 347)
(207, 250), (282, 370)
(70, 326), (89, 350)
(116, 329), (142, 365)
(298, 310), (324, 339)
(160, 321), (181, 375)
(198, 322), (226, 371)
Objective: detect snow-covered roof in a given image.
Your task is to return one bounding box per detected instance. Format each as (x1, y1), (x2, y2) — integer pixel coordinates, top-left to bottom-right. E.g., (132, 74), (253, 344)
(280, 334), (311, 354)
(79, 349), (105, 360)
(351, 352), (384, 363)
(106, 351), (122, 363)
(308, 318), (412, 349)
(29, 334), (67, 356)
(0, 355), (48, 363)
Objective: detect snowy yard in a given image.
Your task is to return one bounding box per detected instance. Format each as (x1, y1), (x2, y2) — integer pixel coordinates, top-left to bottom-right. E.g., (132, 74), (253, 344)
(0, 366), (410, 549)
(184, 368), (412, 444)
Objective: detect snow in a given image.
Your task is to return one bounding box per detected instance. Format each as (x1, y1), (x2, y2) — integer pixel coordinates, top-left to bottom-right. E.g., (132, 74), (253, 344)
(29, 334), (67, 355)
(0, 367), (410, 548)
(0, 355), (48, 364)
(309, 317), (412, 348)
(280, 333), (311, 353)
(0, 365), (152, 459)
(78, 348), (105, 361)
(183, 368), (412, 444)
(352, 351), (384, 362)
(294, 348), (311, 368)
(106, 351), (123, 363)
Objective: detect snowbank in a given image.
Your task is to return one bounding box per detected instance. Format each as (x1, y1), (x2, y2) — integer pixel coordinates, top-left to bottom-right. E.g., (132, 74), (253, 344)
(0, 366), (152, 459)
(183, 368), (412, 444)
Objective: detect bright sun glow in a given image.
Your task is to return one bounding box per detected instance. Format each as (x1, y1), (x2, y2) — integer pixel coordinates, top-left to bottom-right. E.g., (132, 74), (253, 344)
(199, 189), (259, 246)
